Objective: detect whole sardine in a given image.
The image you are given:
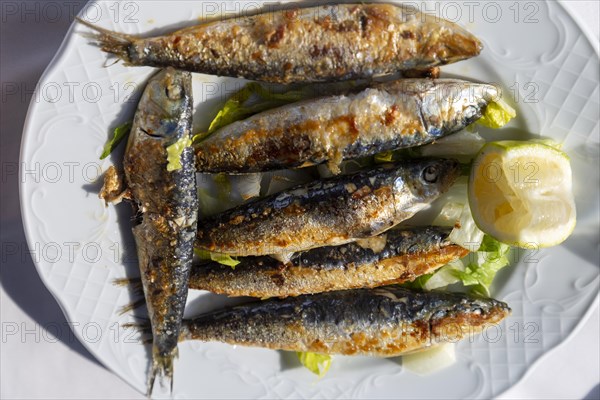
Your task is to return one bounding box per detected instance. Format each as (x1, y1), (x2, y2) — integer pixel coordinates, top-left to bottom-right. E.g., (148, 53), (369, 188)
(191, 226), (469, 297)
(180, 286), (511, 356)
(196, 158), (460, 256)
(77, 3), (481, 83)
(196, 79), (498, 173)
(123, 68), (197, 394)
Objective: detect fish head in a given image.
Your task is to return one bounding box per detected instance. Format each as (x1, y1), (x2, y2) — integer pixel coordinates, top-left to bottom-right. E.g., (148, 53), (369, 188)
(136, 67), (192, 141)
(418, 16), (483, 65)
(425, 292), (512, 342)
(448, 81), (499, 129)
(399, 158), (461, 201)
(423, 80), (500, 136)
(384, 286), (511, 337)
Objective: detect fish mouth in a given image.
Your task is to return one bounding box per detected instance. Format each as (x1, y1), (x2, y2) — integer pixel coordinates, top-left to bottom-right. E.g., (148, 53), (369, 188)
(445, 32), (483, 62)
(147, 67), (192, 115)
(423, 25), (483, 65)
(140, 127), (164, 138)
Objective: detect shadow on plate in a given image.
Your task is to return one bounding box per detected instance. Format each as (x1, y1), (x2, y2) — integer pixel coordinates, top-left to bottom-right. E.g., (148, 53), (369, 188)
(0, 0), (100, 366)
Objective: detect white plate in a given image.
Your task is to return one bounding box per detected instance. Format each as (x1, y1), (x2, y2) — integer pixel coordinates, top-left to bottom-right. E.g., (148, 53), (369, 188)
(20, 1), (599, 398)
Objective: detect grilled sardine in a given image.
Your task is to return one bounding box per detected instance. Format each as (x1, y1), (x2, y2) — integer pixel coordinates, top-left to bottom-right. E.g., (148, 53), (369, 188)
(77, 3), (481, 83)
(196, 158), (460, 256)
(123, 68), (197, 394)
(191, 226), (468, 297)
(196, 79), (498, 173)
(180, 286), (511, 356)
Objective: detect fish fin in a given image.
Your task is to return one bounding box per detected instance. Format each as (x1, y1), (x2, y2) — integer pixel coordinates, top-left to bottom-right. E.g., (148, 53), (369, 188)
(113, 277), (145, 315)
(122, 320), (150, 330)
(118, 298), (146, 315)
(76, 18), (135, 63)
(112, 277), (144, 295)
(122, 320), (152, 344)
(112, 277), (142, 287)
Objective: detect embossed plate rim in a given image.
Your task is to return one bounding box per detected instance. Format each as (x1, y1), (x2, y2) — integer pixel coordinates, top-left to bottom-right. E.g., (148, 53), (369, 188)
(20, 1), (600, 398)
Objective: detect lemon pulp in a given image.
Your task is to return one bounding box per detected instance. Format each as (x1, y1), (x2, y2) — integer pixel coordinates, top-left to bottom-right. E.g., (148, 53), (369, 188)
(468, 141), (576, 248)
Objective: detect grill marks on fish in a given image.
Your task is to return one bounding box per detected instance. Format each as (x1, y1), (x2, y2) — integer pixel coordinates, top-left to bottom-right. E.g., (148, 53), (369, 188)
(195, 159), (461, 256)
(190, 226), (469, 298)
(180, 286), (511, 356)
(195, 79), (498, 174)
(123, 68), (197, 394)
(77, 3), (481, 83)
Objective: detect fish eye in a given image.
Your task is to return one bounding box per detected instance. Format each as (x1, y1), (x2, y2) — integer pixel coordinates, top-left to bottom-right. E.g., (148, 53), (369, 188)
(422, 165), (439, 183)
(165, 84), (182, 100)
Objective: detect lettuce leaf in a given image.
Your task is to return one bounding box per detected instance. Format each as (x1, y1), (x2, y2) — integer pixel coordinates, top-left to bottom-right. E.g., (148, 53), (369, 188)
(166, 135), (192, 171)
(374, 151), (394, 163)
(401, 274), (433, 290)
(194, 248), (240, 269)
(194, 82), (308, 143)
(453, 235), (511, 296)
(423, 260), (464, 291)
(419, 130), (486, 160)
(100, 122), (131, 159)
(448, 202), (485, 251)
(477, 98), (516, 129)
(296, 352), (332, 377)
(408, 236), (510, 295)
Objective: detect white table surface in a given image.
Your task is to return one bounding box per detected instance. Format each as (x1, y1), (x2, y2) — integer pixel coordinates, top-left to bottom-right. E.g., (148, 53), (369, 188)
(1, 1), (598, 399)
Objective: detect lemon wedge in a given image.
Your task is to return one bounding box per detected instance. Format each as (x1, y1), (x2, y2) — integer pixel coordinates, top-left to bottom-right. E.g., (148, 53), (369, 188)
(468, 141), (576, 248)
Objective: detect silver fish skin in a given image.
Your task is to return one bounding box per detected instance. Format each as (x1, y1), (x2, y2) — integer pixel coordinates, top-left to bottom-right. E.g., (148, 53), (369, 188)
(196, 79), (498, 174)
(190, 226), (469, 298)
(180, 286), (511, 356)
(195, 158), (460, 256)
(123, 68), (197, 394)
(77, 3), (481, 84)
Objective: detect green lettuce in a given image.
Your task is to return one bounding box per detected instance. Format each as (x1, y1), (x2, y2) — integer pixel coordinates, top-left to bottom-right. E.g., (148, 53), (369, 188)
(453, 235), (511, 296)
(194, 248), (240, 269)
(166, 135), (192, 171)
(374, 151), (394, 164)
(405, 236), (510, 296)
(402, 273), (433, 290)
(100, 122), (131, 159)
(477, 99), (516, 129)
(296, 352), (332, 377)
(194, 82), (308, 143)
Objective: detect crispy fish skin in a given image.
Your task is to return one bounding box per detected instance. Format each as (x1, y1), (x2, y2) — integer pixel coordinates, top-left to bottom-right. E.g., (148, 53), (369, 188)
(190, 226), (469, 298)
(195, 159), (460, 256)
(123, 68), (197, 393)
(196, 79), (498, 173)
(180, 286), (510, 356)
(77, 3), (481, 83)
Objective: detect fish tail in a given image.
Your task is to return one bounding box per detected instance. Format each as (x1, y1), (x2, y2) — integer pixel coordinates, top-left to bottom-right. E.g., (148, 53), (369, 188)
(147, 347), (177, 396)
(76, 18), (135, 63)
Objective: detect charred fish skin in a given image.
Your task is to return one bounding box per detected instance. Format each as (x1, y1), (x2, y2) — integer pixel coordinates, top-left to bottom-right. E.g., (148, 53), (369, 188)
(190, 226), (469, 298)
(180, 286), (510, 356)
(195, 158), (461, 256)
(196, 79), (498, 174)
(123, 68), (197, 393)
(78, 3), (481, 83)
